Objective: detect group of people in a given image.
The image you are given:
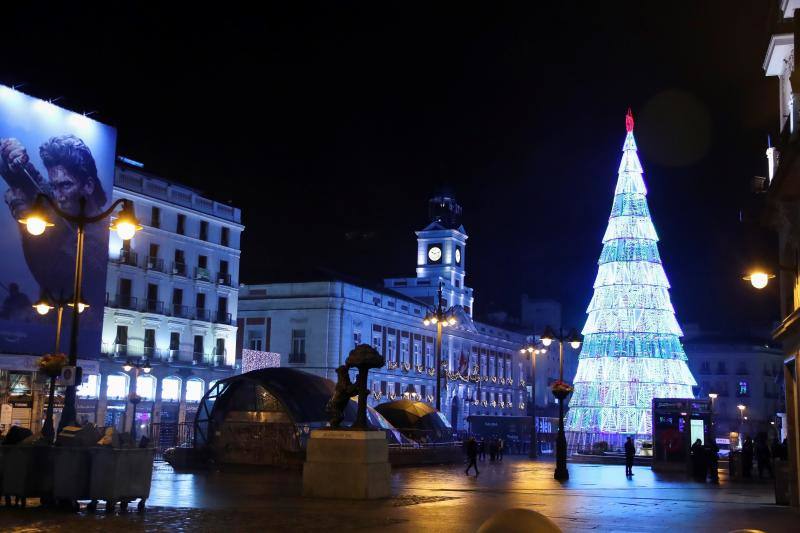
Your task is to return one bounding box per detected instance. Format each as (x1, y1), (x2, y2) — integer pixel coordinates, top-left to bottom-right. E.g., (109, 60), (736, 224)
(464, 436), (506, 476)
(689, 438), (721, 483)
(739, 434), (788, 479)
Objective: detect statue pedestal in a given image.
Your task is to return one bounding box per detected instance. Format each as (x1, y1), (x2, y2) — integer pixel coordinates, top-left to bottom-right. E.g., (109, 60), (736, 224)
(302, 429), (390, 499)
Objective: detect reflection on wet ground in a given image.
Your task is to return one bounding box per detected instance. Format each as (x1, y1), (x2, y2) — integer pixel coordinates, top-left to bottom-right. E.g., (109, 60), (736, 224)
(0, 457), (797, 532)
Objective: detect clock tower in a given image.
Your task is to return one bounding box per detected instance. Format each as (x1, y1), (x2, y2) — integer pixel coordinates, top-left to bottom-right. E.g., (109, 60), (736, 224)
(385, 190), (474, 316)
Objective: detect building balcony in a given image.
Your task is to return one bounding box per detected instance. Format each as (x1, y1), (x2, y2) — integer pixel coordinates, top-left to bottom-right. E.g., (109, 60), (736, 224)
(216, 272), (232, 286)
(145, 256), (165, 273)
(141, 299), (165, 314)
(171, 304), (189, 318)
(117, 249), (138, 267)
(111, 294), (138, 310)
(171, 262), (188, 277)
(288, 353), (306, 364)
(214, 311), (232, 325)
(195, 267), (212, 282)
(195, 308), (212, 322)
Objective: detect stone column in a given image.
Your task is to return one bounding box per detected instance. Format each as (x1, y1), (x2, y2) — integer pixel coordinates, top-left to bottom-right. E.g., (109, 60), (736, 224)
(177, 378), (188, 426)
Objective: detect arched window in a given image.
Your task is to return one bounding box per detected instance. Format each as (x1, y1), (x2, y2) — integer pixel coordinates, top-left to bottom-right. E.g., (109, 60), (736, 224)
(185, 378), (205, 403)
(161, 376), (182, 402)
(106, 373), (130, 400)
(77, 374), (100, 399)
(136, 374), (156, 401)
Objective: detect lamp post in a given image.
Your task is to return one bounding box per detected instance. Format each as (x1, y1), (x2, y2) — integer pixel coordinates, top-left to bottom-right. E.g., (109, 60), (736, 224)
(123, 358), (151, 443)
(541, 325), (582, 481)
(423, 282), (457, 413)
(33, 291), (88, 440)
(708, 392), (718, 436)
(520, 343), (546, 459)
(737, 404), (746, 446)
(19, 194), (141, 432)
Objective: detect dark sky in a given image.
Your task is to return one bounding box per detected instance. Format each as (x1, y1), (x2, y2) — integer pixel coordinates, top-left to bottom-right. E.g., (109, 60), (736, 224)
(3, 2), (783, 332)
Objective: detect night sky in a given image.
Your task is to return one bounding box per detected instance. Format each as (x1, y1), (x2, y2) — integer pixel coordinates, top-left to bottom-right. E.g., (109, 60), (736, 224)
(2, 2), (783, 333)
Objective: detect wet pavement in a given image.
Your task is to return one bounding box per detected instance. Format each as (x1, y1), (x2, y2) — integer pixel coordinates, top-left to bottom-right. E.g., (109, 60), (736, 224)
(0, 457), (797, 532)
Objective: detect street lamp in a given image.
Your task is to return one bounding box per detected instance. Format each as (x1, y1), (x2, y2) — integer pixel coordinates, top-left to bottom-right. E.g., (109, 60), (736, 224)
(33, 291), (88, 441)
(123, 359), (151, 443)
(423, 282), (457, 413)
(520, 343), (546, 458)
(742, 270), (775, 290)
(737, 404), (746, 447)
(708, 392), (718, 437)
(541, 325), (582, 481)
(21, 194), (141, 432)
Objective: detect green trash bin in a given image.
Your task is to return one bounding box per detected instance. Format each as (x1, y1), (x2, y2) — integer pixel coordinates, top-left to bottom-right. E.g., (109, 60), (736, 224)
(52, 447), (93, 509)
(1, 445), (54, 506)
(89, 447), (154, 512)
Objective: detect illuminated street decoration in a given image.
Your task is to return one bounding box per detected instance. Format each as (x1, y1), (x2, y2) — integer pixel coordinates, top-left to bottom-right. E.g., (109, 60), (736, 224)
(566, 109), (696, 448)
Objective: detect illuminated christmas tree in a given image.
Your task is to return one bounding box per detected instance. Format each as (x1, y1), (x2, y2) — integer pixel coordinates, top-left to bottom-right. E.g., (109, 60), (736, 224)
(566, 109), (696, 449)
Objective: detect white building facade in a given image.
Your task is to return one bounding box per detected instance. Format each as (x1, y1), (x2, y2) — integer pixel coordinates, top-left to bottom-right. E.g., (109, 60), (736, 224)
(238, 193), (532, 433)
(78, 161), (244, 440)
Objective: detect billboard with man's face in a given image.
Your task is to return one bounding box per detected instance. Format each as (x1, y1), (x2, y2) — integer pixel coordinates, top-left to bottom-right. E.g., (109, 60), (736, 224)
(0, 85), (116, 358)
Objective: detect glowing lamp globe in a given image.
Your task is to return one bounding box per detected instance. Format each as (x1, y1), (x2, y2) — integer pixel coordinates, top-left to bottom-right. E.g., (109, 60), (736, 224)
(123, 363), (133, 372)
(26, 216), (48, 236)
(34, 302), (52, 315)
(749, 272), (770, 290)
(110, 201), (142, 241)
(448, 317), (456, 326)
(541, 337), (552, 347)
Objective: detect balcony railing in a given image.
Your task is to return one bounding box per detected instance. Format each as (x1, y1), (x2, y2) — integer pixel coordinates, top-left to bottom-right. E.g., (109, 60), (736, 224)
(112, 294), (137, 310)
(145, 256), (165, 273)
(101, 344), (214, 365)
(195, 308), (211, 322)
(142, 299), (165, 314)
(171, 304), (189, 318)
(171, 262), (187, 277)
(288, 353), (306, 364)
(195, 267), (212, 282)
(214, 311), (232, 325)
(216, 272), (232, 286)
(118, 249), (138, 267)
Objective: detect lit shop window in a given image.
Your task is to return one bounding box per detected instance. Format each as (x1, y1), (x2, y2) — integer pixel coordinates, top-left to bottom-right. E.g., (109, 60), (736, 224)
(136, 375), (156, 401)
(107, 374), (130, 400)
(186, 378), (205, 403)
(737, 381), (749, 398)
(162, 377), (181, 402)
(77, 374), (100, 399)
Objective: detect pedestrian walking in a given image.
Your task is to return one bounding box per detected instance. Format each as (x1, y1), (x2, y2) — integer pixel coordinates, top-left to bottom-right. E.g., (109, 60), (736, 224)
(498, 438), (504, 462)
(742, 437), (754, 478)
(756, 435), (774, 479)
(624, 437), (635, 477)
(706, 441), (719, 484)
(465, 437), (479, 476)
(478, 438), (486, 461)
(690, 439), (706, 481)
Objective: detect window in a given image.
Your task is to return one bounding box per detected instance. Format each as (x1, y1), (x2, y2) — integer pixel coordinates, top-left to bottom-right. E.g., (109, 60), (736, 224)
(77, 374), (100, 399)
(215, 338), (226, 356)
(248, 330), (263, 350)
(737, 380), (749, 397)
(736, 363), (748, 375)
(425, 345), (432, 368)
(200, 220), (208, 241)
(185, 378), (204, 403)
(221, 227), (230, 247)
(716, 361), (727, 374)
(136, 375), (156, 401)
(162, 376), (181, 402)
(106, 374), (130, 400)
(353, 329), (362, 348)
(401, 340), (409, 363)
(115, 325), (128, 349)
(292, 329), (306, 356)
(177, 214), (186, 235)
(194, 335), (204, 359)
(413, 343), (421, 366)
(372, 333), (381, 350)
(386, 339), (395, 362)
(151, 206), (161, 228)
(700, 361), (711, 374)
(144, 329), (155, 356)
(169, 332), (180, 351)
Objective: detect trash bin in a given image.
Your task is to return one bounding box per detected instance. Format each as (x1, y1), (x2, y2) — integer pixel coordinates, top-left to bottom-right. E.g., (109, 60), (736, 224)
(1, 445), (54, 506)
(52, 447), (93, 508)
(89, 447), (154, 512)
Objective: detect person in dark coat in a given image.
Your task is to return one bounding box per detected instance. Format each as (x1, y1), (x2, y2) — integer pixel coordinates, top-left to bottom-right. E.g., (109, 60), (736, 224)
(756, 435), (773, 479)
(705, 442), (719, 484)
(465, 437), (479, 476)
(478, 438), (486, 461)
(624, 437), (635, 477)
(742, 437), (754, 478)
(690, 439), (706, 481)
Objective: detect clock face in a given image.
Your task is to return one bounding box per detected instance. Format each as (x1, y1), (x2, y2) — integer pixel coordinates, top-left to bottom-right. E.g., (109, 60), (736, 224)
(428, 246), (442, 263)
(455, 247), (461, 265)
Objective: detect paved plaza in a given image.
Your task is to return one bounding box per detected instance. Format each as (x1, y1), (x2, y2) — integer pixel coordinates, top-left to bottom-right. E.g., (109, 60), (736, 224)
(0, 457), (797, 532)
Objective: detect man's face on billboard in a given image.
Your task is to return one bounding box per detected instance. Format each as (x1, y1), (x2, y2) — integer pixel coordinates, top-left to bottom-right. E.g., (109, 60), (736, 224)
(48, 164), (93, 213)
